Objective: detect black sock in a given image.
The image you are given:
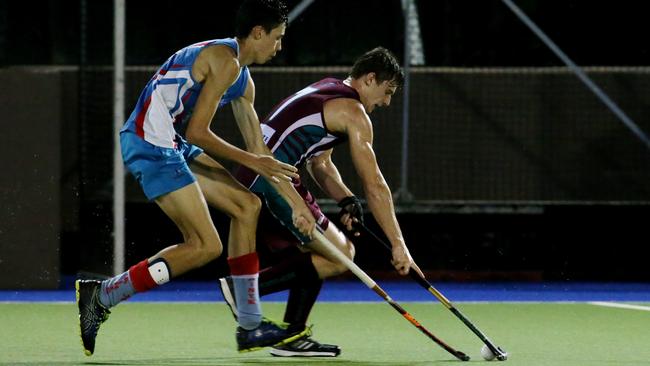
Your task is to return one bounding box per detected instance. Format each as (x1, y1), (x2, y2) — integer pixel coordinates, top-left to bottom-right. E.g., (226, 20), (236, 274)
(257, 247), (322, 332)
(285, 276), (323, 333)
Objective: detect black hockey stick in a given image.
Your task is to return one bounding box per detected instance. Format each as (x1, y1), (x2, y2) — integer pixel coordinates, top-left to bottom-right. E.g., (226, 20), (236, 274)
(353, 223), (508, 361)
(311, 230), (470, 361)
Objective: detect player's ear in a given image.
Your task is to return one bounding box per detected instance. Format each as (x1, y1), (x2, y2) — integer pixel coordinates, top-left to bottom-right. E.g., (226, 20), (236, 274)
(365, 72), (376, 86)
(251, 25), (264, 40)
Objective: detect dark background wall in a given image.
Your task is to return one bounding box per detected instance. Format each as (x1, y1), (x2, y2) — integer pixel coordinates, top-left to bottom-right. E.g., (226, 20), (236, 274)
(0, 69), (62, 288)
(2, 0), (650, 67)
(70, 67), (650, 204)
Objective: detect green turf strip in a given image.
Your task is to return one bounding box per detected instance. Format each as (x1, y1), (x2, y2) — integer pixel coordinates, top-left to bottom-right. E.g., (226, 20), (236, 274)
(1, 302), (649, 365)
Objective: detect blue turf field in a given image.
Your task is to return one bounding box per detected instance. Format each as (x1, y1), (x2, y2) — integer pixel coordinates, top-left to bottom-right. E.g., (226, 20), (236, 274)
(2, 279), (650, 303)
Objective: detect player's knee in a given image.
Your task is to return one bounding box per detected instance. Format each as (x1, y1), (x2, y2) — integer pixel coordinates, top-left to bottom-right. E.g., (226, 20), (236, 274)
(330, 260), (348, 276)
(194, 241), (222, 266)
(202, 228), (223, 260)
(347, 241), (356, 260)
(184, 232), (223, 266)
(203, 239), (223, 261)
(245, 192), (262, 216)
(338, 239), (355, 260)
(334, 242), (355, 275)
(231, 192), (261, 221)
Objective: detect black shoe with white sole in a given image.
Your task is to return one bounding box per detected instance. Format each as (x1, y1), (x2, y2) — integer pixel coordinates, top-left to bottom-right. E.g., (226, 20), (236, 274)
(236, 318), (310, 353)
(270, 337), (341, 357)
(220, 276), (338, 356)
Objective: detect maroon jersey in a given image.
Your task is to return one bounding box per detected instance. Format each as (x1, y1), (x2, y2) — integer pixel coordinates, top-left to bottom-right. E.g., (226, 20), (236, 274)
(238, 77), (360, 188)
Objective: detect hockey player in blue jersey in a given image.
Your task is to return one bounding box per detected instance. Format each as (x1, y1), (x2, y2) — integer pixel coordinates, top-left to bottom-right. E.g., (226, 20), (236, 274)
(75, 0), (316, 356)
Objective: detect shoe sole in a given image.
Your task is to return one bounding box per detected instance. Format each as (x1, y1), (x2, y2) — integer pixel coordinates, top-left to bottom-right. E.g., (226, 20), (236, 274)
(270, 349), (340, 357)
(75, 280), (93, 356)
(218, 278), (239, 320)
(238, 327), (311, 353)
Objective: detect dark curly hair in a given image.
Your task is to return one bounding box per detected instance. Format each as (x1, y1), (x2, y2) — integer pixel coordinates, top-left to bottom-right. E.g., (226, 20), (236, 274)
(235, 0), (289, 39)
(350, 47), (404, 87)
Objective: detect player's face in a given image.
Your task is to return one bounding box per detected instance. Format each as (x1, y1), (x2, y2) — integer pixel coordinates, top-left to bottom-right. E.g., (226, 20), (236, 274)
(363, 78), (398, 114)
(256, 24), (286, 64)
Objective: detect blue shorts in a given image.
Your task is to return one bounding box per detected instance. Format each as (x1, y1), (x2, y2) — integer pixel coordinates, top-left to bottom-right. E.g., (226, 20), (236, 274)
(120, 132), (203, 201)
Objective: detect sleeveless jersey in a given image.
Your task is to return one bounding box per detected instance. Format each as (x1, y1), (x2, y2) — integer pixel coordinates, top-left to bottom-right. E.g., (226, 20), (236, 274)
(238, 78), (360, 188)
(121, 38), (250, 148)
(263, 78), (359, 164)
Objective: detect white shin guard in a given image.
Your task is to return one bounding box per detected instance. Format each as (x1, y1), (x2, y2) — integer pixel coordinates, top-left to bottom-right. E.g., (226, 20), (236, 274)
(148, 258), (171, 285)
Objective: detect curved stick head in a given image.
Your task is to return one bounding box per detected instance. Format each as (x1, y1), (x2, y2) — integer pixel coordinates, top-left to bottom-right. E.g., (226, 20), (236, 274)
(495, 347), (508, 361)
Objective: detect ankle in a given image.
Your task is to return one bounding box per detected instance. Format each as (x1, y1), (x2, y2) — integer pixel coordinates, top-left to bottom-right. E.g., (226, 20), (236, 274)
(287, 323), (307, 334)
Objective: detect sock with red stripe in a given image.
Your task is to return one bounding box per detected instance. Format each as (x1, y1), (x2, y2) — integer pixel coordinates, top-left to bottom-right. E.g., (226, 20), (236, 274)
(98, 258), (171, 308)
(228, 252), (262, 330)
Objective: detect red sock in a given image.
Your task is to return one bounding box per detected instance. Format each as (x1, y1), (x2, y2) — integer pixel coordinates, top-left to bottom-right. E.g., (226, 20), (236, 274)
(228, 252), (262, 328)
(128, 259), (158, 293)
(227, 252), (259, 275)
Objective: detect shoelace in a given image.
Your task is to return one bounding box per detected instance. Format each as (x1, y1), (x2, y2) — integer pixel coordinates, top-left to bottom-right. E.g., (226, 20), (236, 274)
(83, 292), (110, 335)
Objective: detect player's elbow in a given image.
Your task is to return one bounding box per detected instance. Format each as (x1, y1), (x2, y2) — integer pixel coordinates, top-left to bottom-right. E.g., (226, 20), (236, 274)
(185, 128), (203, 147)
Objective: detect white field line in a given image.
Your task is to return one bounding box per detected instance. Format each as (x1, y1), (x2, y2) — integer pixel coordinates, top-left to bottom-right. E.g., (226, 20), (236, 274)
(589, 301), (650, 312)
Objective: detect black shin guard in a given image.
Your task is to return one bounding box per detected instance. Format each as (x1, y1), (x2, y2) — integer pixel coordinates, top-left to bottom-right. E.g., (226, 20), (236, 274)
(258, 248), (318, 295)
(257, 247), (322, 332)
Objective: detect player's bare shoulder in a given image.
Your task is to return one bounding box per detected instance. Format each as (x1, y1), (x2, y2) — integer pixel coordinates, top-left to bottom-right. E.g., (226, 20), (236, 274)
(324, 98), (372, 136)
(192, 45), (240, 85)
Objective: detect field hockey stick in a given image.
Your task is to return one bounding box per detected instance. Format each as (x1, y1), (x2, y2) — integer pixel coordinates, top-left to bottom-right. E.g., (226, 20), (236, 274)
(311, 229), (470, 361)
(353, 223), (508, 361)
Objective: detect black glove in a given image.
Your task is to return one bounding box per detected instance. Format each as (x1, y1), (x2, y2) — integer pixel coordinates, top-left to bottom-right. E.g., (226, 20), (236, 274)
(337, 196), (364, 228)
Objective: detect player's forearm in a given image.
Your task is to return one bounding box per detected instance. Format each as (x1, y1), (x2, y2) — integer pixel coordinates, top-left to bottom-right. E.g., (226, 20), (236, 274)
(308, 161), (353, 201)
(236, 117), (269, 155)
(231, 98), (269, 155)
(188, 130), (256, 167)
(269, 179), (310, 211)
(364, 181), (406, 248)
(252, 143), (274, 157)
